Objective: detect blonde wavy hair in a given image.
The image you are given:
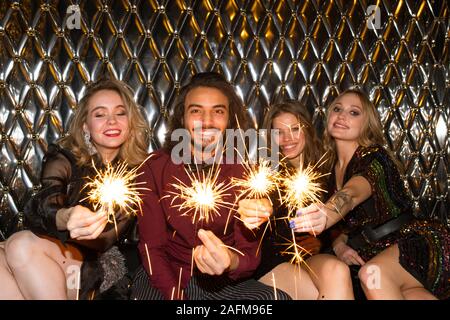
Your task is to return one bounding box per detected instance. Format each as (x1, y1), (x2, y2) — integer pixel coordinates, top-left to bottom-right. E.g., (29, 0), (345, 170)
(323, 88), (387, 169)
(59, 79), (150, 166)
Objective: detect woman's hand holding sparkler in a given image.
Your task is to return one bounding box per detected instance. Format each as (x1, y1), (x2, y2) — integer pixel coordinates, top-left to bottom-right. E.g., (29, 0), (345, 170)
(237, 198), (272, 229)
(59, 205), (108, 240)
(194, 229), (239, 275)
(288, 203), (329, 235)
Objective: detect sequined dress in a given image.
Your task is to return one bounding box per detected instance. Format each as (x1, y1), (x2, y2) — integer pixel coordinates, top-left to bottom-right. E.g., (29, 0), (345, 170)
(328, 144), (449, 299)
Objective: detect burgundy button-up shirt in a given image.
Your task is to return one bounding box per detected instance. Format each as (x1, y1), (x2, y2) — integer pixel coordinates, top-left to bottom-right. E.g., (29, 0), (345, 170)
(136, 149), (261, 299)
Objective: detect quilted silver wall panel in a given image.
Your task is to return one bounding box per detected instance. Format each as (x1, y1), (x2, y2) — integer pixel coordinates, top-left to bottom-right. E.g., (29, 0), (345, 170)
(0, 0), (449, 239)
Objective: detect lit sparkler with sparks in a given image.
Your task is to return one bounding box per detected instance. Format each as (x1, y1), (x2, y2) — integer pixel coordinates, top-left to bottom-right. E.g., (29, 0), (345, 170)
(84, 161), (147, 232)
(168, 165), (235, 224)
(230, 158), (281, 239)
(281, 161), (327, 214)
(232, 159), (281, 203)
(280, 154), (329, 263)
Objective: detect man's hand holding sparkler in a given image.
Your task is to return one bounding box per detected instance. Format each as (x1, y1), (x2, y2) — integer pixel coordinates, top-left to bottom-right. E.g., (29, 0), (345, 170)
(194, 229), (239, 275)
(237, 198), (272, 229)
(56, 205), (108, 240)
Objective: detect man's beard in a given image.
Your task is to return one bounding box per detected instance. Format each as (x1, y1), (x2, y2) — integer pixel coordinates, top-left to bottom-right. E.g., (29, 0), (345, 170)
(191, 128), (223, 163)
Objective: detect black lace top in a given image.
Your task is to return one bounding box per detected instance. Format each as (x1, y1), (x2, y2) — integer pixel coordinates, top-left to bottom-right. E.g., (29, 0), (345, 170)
(24, 144), (136, 255)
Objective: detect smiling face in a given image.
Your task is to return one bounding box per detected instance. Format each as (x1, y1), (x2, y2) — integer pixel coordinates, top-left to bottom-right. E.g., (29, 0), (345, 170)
(272, 112), (305, 161)
(83, 89), (129, 161)
(327, 93), (365, 143)
(183, 86), (230, 149)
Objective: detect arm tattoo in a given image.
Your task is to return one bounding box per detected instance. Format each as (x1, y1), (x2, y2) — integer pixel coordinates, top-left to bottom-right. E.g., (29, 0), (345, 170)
(327, 190), (354, 217)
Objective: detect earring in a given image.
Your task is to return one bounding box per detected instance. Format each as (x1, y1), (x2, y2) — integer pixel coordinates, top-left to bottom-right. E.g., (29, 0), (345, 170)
(83, 131), (97, 155)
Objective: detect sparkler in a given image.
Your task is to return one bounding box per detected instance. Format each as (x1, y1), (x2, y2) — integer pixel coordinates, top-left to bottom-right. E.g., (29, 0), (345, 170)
(219, 244), (245, 256)
(232, 158), (281, 203)
(144, 243), (153, 275)
(177, 267), (183, 300)
(281, 159), (327, 214)
(281, 230), (311, 265)
(84, 160), (148, 234)
(76, 270), (81, 300)
(230, 157), (282, 235)
(279, 154), (329, 263)
(167, 164), (235, 224)
(272, 272), (278, 300)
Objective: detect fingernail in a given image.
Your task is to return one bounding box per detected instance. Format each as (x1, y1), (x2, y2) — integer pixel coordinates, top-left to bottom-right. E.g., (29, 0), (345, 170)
(289, 220), (296, 229)
(296, 210), (302, 217)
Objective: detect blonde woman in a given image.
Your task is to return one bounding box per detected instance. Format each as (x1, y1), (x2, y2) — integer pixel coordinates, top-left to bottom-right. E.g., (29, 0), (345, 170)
(0, 79), (149, 299)
(290, 88), (449, 300)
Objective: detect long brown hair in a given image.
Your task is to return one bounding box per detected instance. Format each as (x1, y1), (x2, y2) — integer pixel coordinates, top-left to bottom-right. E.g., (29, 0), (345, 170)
(59, 79), (150, 166)
(323, 88), (388, 169)
(262, 100), (323, 167)
(163, 72), (250, 150)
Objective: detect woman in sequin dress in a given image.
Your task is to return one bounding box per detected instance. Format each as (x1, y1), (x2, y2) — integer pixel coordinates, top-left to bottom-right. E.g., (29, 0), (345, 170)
(289, 89), (449, 299)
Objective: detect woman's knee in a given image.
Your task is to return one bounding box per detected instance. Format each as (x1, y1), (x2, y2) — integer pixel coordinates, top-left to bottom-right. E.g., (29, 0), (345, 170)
(319, 256), (351, 280)
(358, 262), (382, 290)
(5, 231), (42, 268)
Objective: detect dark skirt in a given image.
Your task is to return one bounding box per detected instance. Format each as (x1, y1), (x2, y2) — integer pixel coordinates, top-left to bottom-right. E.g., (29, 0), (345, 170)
(398, 220), (449, 299)
(354, 219), (449, 299)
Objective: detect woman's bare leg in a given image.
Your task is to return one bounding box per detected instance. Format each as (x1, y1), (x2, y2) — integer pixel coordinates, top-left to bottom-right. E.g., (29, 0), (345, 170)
(5, 231), (82, 300)
(402, 287), (437, 300)
(306, 254), (354, 300)
(0, 246), (24, 299)
(358, 244), (437, 300)
(259, 262), (319, 299)
(259, 253), (354, 300)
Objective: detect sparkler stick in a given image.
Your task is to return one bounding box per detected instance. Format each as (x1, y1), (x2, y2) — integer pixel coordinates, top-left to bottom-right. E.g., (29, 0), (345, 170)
(177, 267), (183, 300)
(294, 268), (298, 300)
(219, 244), (245, 256)
(144, 243), (153, 275)
(76, 268), (81, 300)
(272, 272), (277, 300)
(280, 230), (310, 265)
(191, 248), (195, 276)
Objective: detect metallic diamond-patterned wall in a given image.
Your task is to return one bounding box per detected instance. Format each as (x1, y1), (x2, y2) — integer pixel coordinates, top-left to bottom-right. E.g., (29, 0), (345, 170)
(0, 0), (449, 239)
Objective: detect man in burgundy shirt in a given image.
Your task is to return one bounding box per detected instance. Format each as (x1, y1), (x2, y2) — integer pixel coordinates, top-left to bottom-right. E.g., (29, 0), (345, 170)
(130, 72), (290, 300)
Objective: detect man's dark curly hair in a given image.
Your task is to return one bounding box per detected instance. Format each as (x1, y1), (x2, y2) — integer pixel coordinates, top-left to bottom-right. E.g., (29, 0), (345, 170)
(163, 72), (250, 151)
